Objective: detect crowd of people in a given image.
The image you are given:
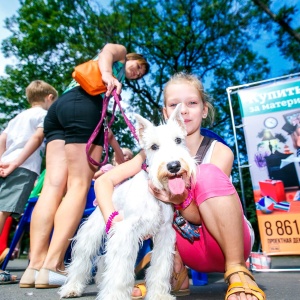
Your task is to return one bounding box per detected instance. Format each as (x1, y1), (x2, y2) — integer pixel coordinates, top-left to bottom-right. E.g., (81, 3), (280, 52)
(0, 43), (265, 300)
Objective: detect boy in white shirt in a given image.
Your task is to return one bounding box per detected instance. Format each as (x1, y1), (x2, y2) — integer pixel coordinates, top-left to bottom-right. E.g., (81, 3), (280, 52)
(0, 80), (57, 283)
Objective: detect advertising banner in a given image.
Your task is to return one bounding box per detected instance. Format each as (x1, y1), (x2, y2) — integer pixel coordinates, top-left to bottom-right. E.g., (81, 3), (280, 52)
(237, 77), (300, 255)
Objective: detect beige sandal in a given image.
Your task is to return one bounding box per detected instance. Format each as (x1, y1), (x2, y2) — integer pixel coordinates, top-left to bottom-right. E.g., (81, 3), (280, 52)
(171, 267), (190, 296)
(132, 267), (190, 299)
(134, 252), (151, 275)
(224, 266), (265, 300)
(19, 268), (39, 288)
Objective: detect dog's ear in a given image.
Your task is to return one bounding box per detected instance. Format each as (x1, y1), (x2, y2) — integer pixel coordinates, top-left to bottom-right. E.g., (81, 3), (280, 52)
(167, 103), (187, 135)
(134, 114), (153, 147)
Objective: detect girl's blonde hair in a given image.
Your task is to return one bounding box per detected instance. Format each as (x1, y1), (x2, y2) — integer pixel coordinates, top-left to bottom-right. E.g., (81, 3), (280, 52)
(163, 72), (215, 126)
(112, 147), (133, 166)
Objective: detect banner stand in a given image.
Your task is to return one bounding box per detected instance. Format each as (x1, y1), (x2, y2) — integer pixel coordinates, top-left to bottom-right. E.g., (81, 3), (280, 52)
(226, 72), (300, 272)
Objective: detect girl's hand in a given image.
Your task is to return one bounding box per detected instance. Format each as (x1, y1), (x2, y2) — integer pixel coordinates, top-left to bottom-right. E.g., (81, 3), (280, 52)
(101, 72), (122, 96)
(148, 180), (170, 202)
(148, 180), (187, 205)
(93, 169), (105, 179)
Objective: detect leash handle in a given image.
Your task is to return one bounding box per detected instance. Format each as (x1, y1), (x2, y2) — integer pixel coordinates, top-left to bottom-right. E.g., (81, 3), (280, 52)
(109, 91), (147, 171)
(111, 90), (139, 141)
(86, 90), (139, 168)
(86, 95), (110, 167)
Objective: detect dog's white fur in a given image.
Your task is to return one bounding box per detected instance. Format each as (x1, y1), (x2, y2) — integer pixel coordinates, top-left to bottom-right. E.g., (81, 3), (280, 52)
(59, 104), (196, 300)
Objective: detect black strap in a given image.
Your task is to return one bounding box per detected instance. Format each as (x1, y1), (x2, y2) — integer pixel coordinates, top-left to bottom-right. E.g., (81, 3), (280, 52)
(195, 136), (215, 165)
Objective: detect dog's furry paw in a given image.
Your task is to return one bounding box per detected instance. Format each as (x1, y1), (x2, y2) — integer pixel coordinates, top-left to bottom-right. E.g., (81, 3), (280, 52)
(58, 288), (82, 299)
(145, 294), (176, 300)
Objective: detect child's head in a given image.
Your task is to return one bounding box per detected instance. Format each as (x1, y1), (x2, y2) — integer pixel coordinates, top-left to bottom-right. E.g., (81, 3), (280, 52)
(163, 72), (214, 127)
(125, 53), (150, 79)
(26, 80), (58, 107)
(112, 147), (133, 166)
(122, 148), (134, 162)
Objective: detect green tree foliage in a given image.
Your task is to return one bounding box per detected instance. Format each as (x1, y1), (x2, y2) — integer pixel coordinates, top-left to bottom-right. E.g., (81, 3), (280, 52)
(251, 0), (300, 72)
(1, 0), (270, 129)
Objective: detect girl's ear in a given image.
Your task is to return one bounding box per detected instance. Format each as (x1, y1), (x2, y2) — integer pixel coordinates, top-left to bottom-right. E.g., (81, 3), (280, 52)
(162, 107), (168, 121)
(203, 103), (209, 117)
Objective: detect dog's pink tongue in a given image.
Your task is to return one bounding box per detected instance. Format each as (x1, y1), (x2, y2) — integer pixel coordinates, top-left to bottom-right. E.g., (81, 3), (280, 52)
(168, 177), (185, 195)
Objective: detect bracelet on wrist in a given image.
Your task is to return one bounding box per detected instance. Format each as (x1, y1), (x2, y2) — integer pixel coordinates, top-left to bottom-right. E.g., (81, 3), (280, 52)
(105, 211), (119, 234)
(174, 189), (193, 210)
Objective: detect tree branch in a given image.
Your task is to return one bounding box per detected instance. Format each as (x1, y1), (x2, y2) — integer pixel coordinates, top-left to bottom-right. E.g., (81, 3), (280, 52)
(252, 0), (300, 43)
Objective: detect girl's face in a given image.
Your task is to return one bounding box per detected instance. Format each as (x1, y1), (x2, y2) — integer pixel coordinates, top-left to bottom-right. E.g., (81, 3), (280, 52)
(123, 149), (133, 161)
(163, 83), (208, 136)
(125, 60), (146, 80)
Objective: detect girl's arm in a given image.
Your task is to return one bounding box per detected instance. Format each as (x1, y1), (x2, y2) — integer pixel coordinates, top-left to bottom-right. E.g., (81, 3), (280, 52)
(210, 142), (234, 177)
(98, 43), (127, 96)
(108, 129), (124, 165)
(95, 151), (146, 223)
(179, 142), (234, 223)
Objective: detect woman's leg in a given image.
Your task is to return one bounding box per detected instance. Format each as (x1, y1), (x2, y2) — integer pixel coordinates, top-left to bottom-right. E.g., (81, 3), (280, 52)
(199, 195), (259, 300)
(27, 140), (67, 270)
(199, 195), (246, 270)
(41, 143), (102, 271)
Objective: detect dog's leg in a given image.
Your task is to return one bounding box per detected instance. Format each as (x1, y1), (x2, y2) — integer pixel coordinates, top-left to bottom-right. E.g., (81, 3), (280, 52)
(59, 208), (105, 298)
(145, 204), (176, 300)
(96, 220), (140, 300)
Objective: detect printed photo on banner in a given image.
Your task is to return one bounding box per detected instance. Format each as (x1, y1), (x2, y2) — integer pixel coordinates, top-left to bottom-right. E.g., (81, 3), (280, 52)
(237, 77), (300, 256)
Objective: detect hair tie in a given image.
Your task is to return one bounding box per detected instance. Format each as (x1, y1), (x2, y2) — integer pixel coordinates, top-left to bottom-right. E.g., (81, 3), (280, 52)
(105, 211), (119, 234)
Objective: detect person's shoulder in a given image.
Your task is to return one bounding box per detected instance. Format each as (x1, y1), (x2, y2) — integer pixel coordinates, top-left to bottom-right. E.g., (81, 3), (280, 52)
(28, 106), (47, 116)
(17, 107), (47, 125)
(213, 141), (233, 159)
(104, 43), (126, 52)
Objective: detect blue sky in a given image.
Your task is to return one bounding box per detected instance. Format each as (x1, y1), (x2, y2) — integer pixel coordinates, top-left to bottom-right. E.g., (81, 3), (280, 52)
(0, 0), (299, 79)
(0, 0), (20, 75)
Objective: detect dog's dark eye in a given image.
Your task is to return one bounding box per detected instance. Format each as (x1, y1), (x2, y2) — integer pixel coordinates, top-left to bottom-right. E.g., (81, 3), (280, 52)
(151, 144), (159, 150)
(175, 137), (182, 144)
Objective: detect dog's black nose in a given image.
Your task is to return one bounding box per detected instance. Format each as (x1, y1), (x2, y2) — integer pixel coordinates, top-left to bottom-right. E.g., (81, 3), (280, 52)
(167, 161), (181, 174)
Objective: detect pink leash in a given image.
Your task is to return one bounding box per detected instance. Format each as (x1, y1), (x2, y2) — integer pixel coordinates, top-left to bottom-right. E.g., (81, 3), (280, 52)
(86, 90), (139, 168)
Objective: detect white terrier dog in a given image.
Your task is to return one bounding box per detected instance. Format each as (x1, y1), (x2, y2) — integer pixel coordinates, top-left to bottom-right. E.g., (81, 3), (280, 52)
(59, 104), (196, 300)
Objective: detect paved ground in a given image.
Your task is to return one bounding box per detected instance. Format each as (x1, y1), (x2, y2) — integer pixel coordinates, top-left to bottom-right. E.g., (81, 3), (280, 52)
(1, 256), (300, 300)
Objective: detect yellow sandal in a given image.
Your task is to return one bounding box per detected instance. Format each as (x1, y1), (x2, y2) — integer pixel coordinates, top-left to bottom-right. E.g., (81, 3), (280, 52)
(132, 283), (147, 299)
(224, 266), (265, 300)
